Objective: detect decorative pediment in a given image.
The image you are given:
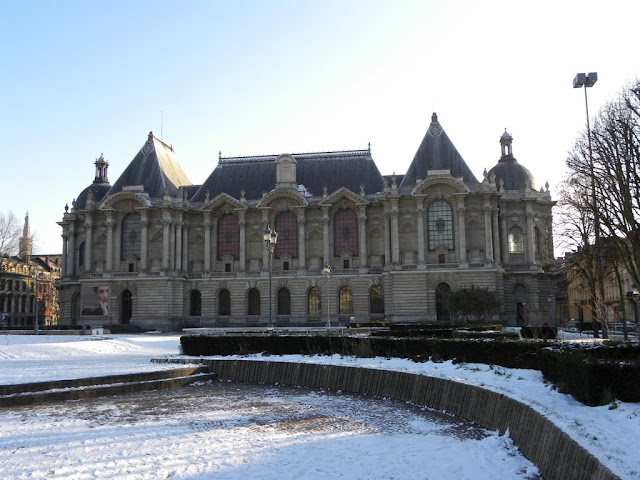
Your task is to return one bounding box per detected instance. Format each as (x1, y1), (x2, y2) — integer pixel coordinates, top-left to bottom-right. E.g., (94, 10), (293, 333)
(201, 193), (247, 213)
(320, 187), (367, 207)
(411, 175), (469, 196)
(100, 191), (152, 211)
(257, 189), (308, 209)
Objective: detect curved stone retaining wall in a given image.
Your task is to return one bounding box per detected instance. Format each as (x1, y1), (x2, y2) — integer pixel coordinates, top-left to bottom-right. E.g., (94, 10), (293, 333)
(161, 358), (618, 480)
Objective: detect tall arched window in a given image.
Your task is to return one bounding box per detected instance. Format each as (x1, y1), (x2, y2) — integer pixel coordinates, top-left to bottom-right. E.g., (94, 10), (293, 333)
(248, 288), (260, 315)
(219, 289), (231, 316)
(217, 215), (239, 260)
(334, 209), (358, 256)
(78, 242), (85, 268)
(508, 226), (525, 254)
(275, 212), (298, 258)
(189, 290), (202, 316)
(121, 214), (141, 260)
(307, 287), (321, 315)
(339, 286), (353, 315)
(277, 287), (291, 315)
(369, 285), (384, 314)
(428, 200), (454, 250)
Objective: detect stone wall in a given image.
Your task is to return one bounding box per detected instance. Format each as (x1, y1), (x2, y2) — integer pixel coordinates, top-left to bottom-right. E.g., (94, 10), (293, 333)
(166, 358), (618, 480)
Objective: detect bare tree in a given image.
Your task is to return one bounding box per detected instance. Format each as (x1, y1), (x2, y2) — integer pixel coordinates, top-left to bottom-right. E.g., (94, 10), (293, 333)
(0, 211), (21, 257)
(564, 79), (640, 336)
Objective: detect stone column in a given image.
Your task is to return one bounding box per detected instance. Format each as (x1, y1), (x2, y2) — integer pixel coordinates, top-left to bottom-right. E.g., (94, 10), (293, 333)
(492, 207), (500, 264)
(140, 211), (148, 271)
(162, 214), (171, 270)
(67, 223), (76, 277)
(416, 199), (425, 265)
(322, 207), (330, 266)
(390, 200), (400, 265)
(182, 224), (189, 272)
(500, 207), (509, 264)
(526, 209), (534, 266)
(175, 217), (183, 272)
(238, 211), (246, 272)
(383, 208), (391, 267)
(203, 212), (211, 273)
(105, 214), (114, 272)
(297, 210), (306, 270)
(211, 216), (218, 271)
(114, 215), (121, 270)
(84, 218), (93, 272)
(484, 201), (493, 262)
(457, 198), (467, 264)
(358, 206), (367, 268)
(62, 234), (68, 278)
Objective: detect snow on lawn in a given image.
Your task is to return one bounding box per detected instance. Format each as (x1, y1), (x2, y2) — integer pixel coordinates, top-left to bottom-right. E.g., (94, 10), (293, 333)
(0, 334), (638, 479)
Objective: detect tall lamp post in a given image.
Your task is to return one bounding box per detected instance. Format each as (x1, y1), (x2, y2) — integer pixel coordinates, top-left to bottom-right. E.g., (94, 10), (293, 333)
(263, 225), (278, 328)
(323, 263), (332, 328)
(573, 72), (608, 338)
(32, 270), (40, 334)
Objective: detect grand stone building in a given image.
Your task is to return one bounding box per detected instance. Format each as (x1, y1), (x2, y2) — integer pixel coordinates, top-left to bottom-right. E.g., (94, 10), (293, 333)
(57, 113), (556, 331)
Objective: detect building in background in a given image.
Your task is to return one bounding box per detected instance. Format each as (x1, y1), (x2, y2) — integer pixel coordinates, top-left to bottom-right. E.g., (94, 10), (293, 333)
(0, 214), (62, 327)
(57, 114), (556, 331)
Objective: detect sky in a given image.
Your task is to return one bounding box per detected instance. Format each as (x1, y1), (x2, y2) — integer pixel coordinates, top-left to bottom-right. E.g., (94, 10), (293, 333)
(0, 333), (637, 479)
(1, 0), (639, 254)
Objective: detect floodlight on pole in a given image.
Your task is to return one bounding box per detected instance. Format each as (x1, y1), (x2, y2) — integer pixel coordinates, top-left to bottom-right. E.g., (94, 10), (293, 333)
(323, 263), (332, 328)
(573, 71), (608, 338)
(263, 225), (278, 328)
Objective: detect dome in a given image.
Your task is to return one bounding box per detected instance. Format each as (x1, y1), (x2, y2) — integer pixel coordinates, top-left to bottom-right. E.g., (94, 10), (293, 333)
(73, 183), (111, 210)
(487, 129), (536, 191)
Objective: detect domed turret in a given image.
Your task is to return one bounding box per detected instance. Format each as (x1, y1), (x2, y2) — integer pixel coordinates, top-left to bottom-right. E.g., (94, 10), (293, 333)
(487, 129), (535, 191)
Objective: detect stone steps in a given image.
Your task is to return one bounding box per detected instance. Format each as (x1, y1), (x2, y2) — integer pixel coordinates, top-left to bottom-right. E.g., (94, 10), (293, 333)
(0, 365), (214, 408)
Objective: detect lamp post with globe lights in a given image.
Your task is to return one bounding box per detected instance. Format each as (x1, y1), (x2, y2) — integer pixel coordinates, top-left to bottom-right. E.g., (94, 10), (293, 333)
(263, 225), (278, 328)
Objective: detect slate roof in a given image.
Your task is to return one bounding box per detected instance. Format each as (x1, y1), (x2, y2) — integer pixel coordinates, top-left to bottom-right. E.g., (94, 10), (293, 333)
(400, 113), (479, 186)
(488, 157), (536, 191)
(191, 150), (384, 202)
(74, 184), (112, 210)
(107, 132), (191, 199)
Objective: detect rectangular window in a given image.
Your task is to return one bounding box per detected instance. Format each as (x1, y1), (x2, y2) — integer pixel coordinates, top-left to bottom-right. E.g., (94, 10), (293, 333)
(439, 254), (446, 264)
(225, 263), (231, 273)
(343, 259), (350, 269)
(283, 261), (289, 271)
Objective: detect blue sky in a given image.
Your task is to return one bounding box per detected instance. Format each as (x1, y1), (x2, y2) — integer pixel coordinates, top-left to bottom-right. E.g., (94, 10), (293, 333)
(2, 0), (638, 254)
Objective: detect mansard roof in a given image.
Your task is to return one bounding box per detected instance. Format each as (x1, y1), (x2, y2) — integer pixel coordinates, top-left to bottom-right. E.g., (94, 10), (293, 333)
(400, 113), (479, 186)
(107, 132), (191, 199)
(191, 149), (384, 202)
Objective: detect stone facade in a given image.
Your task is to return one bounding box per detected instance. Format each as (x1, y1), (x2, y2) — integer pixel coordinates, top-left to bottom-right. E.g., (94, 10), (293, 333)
(57, 114), (556, 331)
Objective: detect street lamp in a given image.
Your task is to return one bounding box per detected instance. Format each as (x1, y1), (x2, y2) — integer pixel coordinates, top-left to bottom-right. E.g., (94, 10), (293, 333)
(32, 270), (40, 334)
(263, 225), (278, 328)
(573, 72), (608, 338)
(323, 263), (332, 328)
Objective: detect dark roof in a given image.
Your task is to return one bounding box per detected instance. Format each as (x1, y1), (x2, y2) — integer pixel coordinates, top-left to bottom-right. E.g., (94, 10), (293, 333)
(106, 132), (191, 199)
(488, 158), (536, 191)
(400, 113), (479, 186)
(74, 184), (112, 210)
(191, 150), (384, 201)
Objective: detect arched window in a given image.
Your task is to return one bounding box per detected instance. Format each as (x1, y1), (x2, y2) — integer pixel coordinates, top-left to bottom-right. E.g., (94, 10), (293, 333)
(248, 288), (260, 315)
(435, 283), (451, 322)
(339, 286), (353, 315)
(219, 289), (231, 316)
(334, 209), (358, 256)
(275, 212), (298, 258)
(307, 287), (321, 315)
(277, 287), (291, 315)
(369, 285), (384, 314)
(508, 226), (525, 254)
(218, 215), (239, 260)
(428, 200), (454, 250)
(121, 214), (141, 260)
(189, 290), (201, 316)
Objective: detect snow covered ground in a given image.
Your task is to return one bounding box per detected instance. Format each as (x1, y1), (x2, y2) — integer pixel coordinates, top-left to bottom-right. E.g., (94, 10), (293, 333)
(0, 333), (637, 479)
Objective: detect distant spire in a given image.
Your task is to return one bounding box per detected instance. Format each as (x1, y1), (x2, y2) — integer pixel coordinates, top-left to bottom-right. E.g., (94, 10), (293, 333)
(499, 129), (514, 160)
(18, 212), (33, 260)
